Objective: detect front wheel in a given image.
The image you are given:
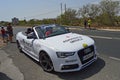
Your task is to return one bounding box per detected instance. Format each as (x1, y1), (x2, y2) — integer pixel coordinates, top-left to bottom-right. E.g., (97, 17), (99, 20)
(39, 52), (54, 72)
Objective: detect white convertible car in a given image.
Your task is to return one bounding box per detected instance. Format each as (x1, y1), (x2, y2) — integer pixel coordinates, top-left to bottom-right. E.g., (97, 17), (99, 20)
(16, 24), (97, 72)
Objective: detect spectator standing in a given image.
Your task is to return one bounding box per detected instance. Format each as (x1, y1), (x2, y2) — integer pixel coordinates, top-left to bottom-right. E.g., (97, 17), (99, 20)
(84, 19), (87, 29)
(88, 18), (91, 29)
(7, 23), (13, 42)
(0, 27), (8, 43)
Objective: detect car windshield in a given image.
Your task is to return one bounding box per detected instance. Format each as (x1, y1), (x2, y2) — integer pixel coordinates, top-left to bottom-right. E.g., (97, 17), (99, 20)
(35, 25), (69, 38)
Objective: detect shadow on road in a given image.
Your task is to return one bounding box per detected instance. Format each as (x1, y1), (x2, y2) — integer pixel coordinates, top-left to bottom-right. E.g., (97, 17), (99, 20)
(0, 72), (12, 80)
(16, 47), (105, 80)
(53, 58), (105, 80)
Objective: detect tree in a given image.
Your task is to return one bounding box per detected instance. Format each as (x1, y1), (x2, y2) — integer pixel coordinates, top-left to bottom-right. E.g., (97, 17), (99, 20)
(19, 20), (26, 26)
(100, 0), (120, 26)
(78, 4), (101, 27)
(57, 8), (78, 25)
(41, 19), (56, 24)
(78, 4), (100, 19)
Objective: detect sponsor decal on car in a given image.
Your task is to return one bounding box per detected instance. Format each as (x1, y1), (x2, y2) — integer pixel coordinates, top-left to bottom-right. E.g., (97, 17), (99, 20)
(63, 36), (83, 43)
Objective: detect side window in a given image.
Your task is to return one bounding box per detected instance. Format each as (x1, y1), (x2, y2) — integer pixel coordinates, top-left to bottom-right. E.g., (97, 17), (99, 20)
(35, 27), (44, 39)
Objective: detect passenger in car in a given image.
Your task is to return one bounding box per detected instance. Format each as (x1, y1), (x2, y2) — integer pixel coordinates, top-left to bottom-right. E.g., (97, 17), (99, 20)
(25, 28), (32, 35)
(45, 27), (52, 37)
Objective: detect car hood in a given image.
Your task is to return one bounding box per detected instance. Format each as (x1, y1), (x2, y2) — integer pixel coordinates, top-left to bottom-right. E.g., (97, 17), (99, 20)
(40, 33), (94, 51)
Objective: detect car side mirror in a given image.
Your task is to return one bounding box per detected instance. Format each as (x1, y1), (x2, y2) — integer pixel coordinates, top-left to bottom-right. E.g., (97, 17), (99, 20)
(66, 27), (70, 32)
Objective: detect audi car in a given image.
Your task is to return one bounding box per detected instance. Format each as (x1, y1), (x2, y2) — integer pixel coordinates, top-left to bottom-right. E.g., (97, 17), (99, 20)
(16, 24), (98, 72)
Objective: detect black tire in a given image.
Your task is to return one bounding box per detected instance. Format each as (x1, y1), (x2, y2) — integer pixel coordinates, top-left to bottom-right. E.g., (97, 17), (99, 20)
(16, 40), (23, 53)
(39, 52), (54, 72)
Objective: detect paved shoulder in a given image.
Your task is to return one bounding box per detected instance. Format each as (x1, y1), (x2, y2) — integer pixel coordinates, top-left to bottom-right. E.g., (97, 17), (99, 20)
(0, 38), (6, 48)
(0, 50), (24, 80)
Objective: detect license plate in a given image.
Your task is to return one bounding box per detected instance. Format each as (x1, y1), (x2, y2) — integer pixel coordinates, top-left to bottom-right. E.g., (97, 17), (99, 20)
(84, 48), (91, 53)
(83, 52), (94, 61)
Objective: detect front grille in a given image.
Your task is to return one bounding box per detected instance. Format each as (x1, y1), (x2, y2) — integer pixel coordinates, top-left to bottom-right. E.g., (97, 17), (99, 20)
(61, 64), (79, 70)
(78, 45), (95, 64)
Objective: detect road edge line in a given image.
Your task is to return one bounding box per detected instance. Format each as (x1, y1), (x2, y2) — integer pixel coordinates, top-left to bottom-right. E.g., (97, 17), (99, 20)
(109, 56), (120, 61)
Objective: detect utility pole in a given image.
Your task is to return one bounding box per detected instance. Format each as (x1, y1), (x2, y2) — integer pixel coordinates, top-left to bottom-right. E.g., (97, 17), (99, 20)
(64, 3), (67, 25)
(60, 3), (62, 25)
(61, 3), (63, 15)
(64, 3), (66, 13)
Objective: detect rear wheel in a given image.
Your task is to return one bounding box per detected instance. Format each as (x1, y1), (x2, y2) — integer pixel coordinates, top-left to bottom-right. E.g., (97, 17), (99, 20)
(16, 40), (23, 53)
(39, 52), (54, 72)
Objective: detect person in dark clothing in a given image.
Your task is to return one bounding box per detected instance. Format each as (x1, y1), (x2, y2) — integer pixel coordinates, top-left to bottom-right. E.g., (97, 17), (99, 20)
(1, 27), (8, 43)
(84, 19), (87, 29)
(25, 28), (32, 35)
(7, 23), (13, 42)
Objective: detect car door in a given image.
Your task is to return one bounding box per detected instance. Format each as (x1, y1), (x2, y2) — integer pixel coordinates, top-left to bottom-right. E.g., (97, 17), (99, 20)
(25, 32), (38, 59)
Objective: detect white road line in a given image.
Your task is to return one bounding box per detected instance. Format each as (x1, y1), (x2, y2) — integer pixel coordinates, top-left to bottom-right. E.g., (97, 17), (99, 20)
(109, 57), (120, 61)
(88, 35), (112, 39)
(88, 35), (120, 40)
(114, 37), (120, 40)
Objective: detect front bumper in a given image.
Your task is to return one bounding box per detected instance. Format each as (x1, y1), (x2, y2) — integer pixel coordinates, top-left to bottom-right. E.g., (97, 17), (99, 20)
(52, 45), (97, 72)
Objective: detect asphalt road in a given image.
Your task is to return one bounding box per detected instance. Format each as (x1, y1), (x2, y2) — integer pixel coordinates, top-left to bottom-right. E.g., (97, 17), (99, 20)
(1, 26), (120, 80)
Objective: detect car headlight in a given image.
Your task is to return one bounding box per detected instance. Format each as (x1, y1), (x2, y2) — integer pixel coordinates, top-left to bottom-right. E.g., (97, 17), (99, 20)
(56, 52), (75, 58)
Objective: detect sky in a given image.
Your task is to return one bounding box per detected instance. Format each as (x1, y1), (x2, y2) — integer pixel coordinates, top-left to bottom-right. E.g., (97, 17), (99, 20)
(0, 0), (102, 21)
